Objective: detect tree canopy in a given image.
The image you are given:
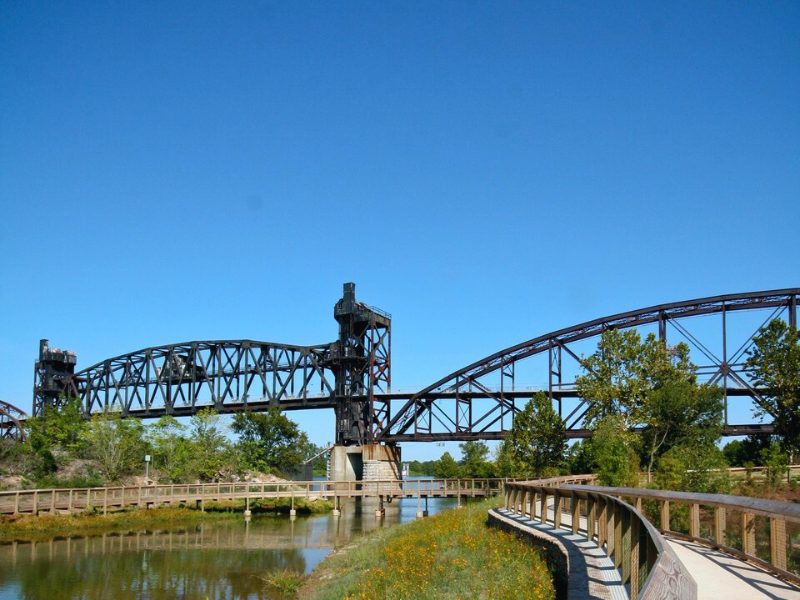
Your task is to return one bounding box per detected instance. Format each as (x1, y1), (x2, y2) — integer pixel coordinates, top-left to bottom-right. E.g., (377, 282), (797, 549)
(502, 392), (566, 478)
(745, 318), (800, 458)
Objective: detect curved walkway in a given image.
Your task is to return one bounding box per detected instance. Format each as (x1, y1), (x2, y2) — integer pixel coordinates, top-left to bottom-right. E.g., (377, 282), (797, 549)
(492, 504), (800, 600)
(492, 508), (626, 600)
(666, 538), (800, 600)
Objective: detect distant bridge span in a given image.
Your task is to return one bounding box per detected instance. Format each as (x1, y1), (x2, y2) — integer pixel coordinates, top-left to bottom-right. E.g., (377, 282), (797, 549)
(24, 287), (799, 443)
(0, 400), (26, 441)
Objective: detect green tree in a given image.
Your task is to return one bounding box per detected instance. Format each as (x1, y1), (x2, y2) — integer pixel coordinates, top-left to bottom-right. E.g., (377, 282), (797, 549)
(505, 392), (566, 477)
(26, 396), (87, 456)
(458, 441), (493, 477)
(576, 329), (694, 428)
(588, 415), (639, 486)
(84, 413), (148, 482)
(146, 416), (194, 483)
(722, 435), (772, 467)
(188, 409), (230, 481)
(231, 409), (306, 476)
(745, 319), (800, 460)
(639, 380), (723, 482)
(433, 451), (461, 478)
(654, 443), (730, 494)
(760, 441), (789, 490)
(566, 440), (595, 475)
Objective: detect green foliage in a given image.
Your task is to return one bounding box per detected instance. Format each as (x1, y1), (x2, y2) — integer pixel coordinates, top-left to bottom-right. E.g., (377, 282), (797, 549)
(760, 441), (789, 489)
(231, 409), (306, 477)
(26, 396), (87, 456)
(406, 459), (438, 476)
(188, 409), (230, 481)
(83, 413), (149, 482)
(432, 451), (461, 478)
(146, 416), (194, 483)
(458, 441), (494, 477)
(588, 415), (639, 486)
(745, 319), (800, 458)
(504, 392), (566, 477)
(639, 380), (723, 480)
(653, 443), (730, 494)
(576, 329), (695, 428)
(722, 435), (772, 467)
(566, 440), (595, 475)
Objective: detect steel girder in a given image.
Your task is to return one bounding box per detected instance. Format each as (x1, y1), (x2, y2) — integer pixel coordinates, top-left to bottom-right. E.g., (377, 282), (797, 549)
(380, 288), (799, 442)
(0, 400), (27, 441)
(72, 340), (336, 417)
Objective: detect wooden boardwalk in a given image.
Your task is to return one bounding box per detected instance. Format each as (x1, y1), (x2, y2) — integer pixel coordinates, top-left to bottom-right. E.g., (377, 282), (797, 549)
(0, 478), (504, 515)
(496, 497), (800, 600)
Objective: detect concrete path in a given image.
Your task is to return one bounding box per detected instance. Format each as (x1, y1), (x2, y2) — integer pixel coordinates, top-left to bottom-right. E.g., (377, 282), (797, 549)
(493, 508), (627, 600)
(666, 538), (800, 600)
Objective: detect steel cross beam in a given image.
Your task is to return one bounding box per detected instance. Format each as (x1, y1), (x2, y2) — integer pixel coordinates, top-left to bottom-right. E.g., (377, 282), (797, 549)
(0, 400), (27, 441)
(380, 288), (799, 441)
(40, 340), (337, 418)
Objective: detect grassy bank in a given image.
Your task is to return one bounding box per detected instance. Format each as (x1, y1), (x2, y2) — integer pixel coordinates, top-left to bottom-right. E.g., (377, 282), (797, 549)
(299, 498), (555, 600)
(0, 506), (237, 540)
(0, 497), (332, 541)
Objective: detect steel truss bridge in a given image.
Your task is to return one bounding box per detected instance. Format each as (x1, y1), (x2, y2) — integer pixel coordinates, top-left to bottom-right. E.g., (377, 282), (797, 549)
(0, 286), (796, 444)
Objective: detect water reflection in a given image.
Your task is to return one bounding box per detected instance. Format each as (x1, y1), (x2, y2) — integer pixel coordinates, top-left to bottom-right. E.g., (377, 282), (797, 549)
(0, 497), (457, 600)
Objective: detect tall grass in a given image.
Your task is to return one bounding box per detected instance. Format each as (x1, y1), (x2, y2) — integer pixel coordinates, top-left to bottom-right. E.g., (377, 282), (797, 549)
(0, 506), (237, 541)
(302, 498), (555, 600)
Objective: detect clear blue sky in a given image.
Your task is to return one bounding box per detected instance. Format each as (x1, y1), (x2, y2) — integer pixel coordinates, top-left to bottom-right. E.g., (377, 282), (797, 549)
(1, 2), (798, 460)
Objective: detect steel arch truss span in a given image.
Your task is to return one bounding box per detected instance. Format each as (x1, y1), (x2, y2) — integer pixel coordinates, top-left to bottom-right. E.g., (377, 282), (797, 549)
(71, 340), (336, 418)
(0, 400), (27, 441)
(381, 288), (799, 442)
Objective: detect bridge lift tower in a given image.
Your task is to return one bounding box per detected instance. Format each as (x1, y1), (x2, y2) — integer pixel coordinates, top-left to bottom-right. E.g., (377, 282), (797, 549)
(326, 283), (400, 482)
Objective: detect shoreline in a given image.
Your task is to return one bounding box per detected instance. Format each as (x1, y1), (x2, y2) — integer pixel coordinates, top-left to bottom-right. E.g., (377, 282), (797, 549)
(297, 497), (555, 600)
(0, 497), (333, 541)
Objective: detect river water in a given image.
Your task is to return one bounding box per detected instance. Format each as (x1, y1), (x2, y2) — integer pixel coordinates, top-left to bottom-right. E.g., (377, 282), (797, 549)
(0, 496), (457, 600)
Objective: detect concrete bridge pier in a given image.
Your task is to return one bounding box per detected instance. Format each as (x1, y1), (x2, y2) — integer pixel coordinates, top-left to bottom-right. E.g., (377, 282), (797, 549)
(329, 443), (401, 483)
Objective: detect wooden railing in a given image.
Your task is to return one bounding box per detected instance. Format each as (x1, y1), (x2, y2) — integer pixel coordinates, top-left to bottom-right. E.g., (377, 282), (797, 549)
(503, 477), (696, 600)
(0, 478), (507, 516)
(571, 484), (800, 587)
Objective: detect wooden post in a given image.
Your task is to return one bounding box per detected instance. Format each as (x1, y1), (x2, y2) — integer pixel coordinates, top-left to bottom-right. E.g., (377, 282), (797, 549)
(14, 492), (19, 515)
(770, 517), (787, 571)
(621, 509), (631, 583)
(660, 500), (670, 532)
(606, 501), (616, 557)
(103, 488), (108, 515)
(554, 494), (562, 529)
(630, 516), (641, 599)
(68, 490), (73, 512)
(571, 495), (580, 534)
(587, 498), (596, 542)
(714, 506), (726, 545)
(539, 491), (547, 524)
(742, 512), (755, 556)
(33, 490), (38, 516)
(689, 503), (700, 538)
(598, 498), (608, 548)
(614, 505), (623, 569)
